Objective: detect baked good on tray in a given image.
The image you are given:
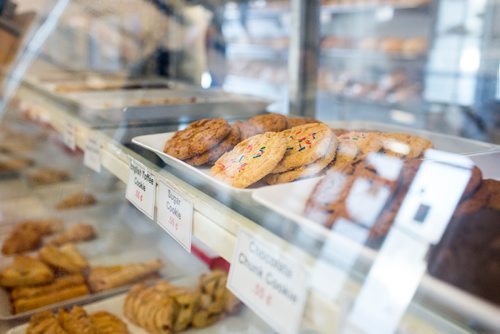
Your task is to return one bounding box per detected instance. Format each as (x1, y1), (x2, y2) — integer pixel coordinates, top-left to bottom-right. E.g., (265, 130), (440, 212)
(56, 193), (97, 210)
(27, 306), (129, 334)
(0, 256), (54, 288)
(88, 259), (164, 292)
(2, 219), (63, 255)
(48, 223), (96, 246)
(163, 118), (232, 161)
(39, 244), (88, 274)
(185, 124), (241, 166)
(27, 168), (70, 185)
(13, 275), (90, 314)
(124, 270), (240, 333)
(211, 132), (288, 188)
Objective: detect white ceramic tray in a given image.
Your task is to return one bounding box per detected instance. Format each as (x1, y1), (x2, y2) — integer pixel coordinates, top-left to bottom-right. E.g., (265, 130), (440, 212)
(7, 276), (270, 334)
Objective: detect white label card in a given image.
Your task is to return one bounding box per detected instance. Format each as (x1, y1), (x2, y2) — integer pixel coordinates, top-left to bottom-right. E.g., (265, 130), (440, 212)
(63, 121), (76, 150)
(126, 159), (156, 219)
(228, 229), (308, 334)
(84, 136), (101, 173)
(156, 181), (193, 252)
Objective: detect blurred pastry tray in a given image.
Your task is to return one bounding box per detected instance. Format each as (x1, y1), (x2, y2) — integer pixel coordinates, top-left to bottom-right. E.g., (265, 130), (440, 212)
(7, 276), (270, 334)
(252, 156), (500, 331)
(53, 87), (269, 128)
(0, 189), (201, 320)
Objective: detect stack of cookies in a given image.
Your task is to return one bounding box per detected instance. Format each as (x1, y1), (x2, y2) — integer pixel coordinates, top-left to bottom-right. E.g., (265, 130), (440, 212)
(163, 114), (320, 167)
(163, 113), (435, 189)
(163, 119), (240, 167)
(211, 123), (336, 188)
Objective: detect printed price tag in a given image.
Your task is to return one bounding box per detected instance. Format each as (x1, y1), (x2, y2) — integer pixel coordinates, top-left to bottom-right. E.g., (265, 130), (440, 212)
(156, 181), (193, 252)
(84, 136), (101, 173)
(228, 228), (308, 334)
(126, 159), (156, 219)
(63, 121), (76, 150)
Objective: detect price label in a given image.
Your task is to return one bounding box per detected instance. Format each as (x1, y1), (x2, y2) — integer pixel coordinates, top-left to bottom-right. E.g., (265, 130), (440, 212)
(63, 121), (76, 150)
(228, 228), (308, 334)
(156, 181), (193, 252)
(84, 136), (101, 173)
(126, 159), (156, 219)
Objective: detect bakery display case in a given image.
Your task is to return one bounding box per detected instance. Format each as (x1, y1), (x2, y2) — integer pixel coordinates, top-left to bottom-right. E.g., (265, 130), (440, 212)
(0, 0), (499, 334)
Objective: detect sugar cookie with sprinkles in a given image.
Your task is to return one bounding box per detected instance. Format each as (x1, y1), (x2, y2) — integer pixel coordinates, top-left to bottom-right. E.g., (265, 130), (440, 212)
(272, 123), (334, 174)
(264, 134), (338, 185)
(163, 118), (231, 160)
(211, 132), (287, 188)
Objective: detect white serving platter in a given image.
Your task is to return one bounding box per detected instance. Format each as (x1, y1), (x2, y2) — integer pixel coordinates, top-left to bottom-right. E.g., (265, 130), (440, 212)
(7, 276), (270, 334)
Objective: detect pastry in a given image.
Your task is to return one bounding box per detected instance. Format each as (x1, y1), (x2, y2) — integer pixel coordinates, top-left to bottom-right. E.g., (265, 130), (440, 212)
(58, 306), (95, 334)
(264, 135), (338, 185)
(163, 119), (231, 160)
(14, 283), (89, 314)
(28, 168), (70, 185)
(27, 310), (67, 334)
(248, 113), (288, 133)
(2, 219), (63, 255)
(379, 37), (404, 54)
(11, 274), (86, 300)
(39, 244), (88, 274)
(0, 155), (34, 172)
(185, 124), (241, 166)
(88, 259), (163, 292)
(272, 123), (335, 173)
(124, 271), (238, 333)
(193, 270), (241, 328)
(27, 307), (129, 334)
(90, 311), (130, 334)
(0, 256), (54, 287)
(124, 283), (177, 333)
(48, 223), (96, 246)
(211, 132), (287, 188)
(56, 193), (97, 210)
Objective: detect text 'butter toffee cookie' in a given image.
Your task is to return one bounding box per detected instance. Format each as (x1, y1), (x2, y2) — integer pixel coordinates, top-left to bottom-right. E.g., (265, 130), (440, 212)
(211, 132), (287, 188)
(164, 119), (231, 160)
